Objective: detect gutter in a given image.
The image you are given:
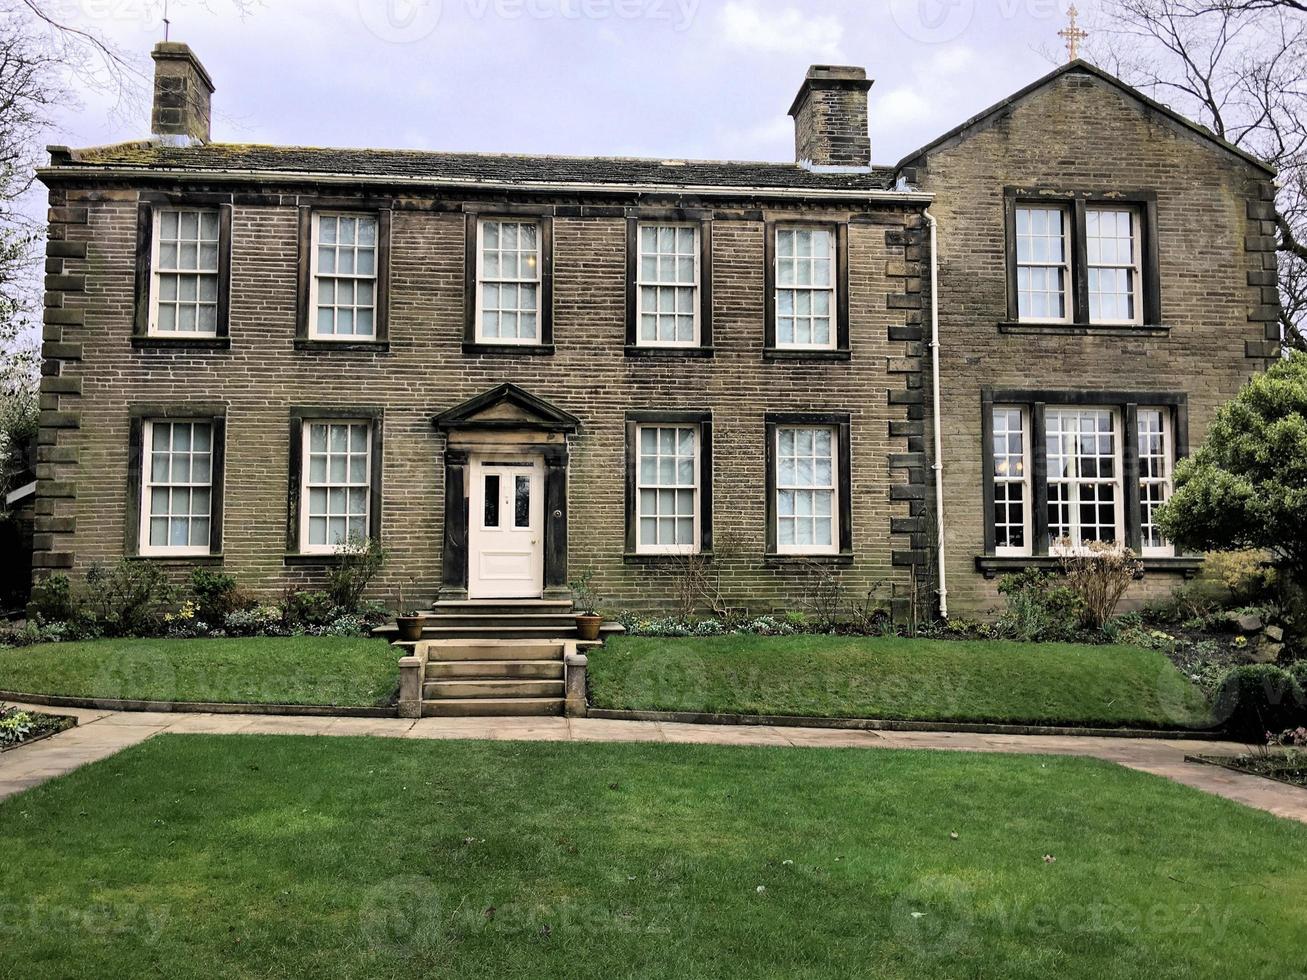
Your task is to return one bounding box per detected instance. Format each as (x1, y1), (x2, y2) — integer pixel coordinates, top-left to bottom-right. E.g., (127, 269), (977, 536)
(34, 164), (936, 203)
(924, 208), (948, 619)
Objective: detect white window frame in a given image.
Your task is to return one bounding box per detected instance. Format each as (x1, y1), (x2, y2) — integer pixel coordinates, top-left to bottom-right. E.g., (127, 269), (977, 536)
(475, 217), (542, 346)
(634, 423), (700, 556)
(298, 419), (374, 556)
(774, 425), (839, 556)
(1086, 206), (1143, 326)
(992, 406), (1032, 557)
(308, 212), (380, 341)
(635, 221), (700, 348)
(148, 207), (221, 337)
(773, 226), (838, 351)
(1137, 407), (1175, 558)
(1045, 407), (1125, 554)
(138, 418), (214, 557)
(1015, 205), (1072, 324)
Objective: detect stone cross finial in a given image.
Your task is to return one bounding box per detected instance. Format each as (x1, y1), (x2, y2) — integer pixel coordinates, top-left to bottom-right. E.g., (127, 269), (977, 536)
(1059, 5), (1088, 62)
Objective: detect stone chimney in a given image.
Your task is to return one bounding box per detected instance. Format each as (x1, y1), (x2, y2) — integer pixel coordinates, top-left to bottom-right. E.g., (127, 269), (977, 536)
(151, 42), (214, 144)
(788, 65), (873, 170)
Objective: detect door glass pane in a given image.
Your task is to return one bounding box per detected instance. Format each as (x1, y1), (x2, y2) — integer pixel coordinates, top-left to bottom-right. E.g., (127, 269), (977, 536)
(514, 475), (531, 529)
(484, 474), (500, 528)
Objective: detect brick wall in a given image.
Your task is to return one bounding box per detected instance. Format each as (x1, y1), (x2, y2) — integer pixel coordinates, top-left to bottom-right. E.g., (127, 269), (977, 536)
(906, 70), (1276, 617)
(36, 187), (928, 616)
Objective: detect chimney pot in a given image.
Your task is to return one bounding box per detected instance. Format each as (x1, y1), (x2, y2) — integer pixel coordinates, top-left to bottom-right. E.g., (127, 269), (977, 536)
(788, 64), (873, 169)
(151, 42), (214, 145)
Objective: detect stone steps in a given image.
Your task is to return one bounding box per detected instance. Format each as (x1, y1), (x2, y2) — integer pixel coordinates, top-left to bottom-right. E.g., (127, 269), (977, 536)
(422, 697), (564, 718)
(426, 659), (565, 680)
(425, 678), (565, 699)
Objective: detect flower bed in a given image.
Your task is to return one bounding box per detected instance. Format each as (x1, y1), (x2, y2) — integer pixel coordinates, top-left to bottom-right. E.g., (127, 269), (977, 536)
(0, 703), (74, 750)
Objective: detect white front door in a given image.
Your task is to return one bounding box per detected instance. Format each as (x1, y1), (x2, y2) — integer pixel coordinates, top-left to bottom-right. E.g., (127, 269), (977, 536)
(468, 457), (545, 599)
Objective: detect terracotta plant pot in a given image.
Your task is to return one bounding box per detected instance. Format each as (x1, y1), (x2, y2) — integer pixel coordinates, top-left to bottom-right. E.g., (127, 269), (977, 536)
(576, 614), (603, 641)
(396, 616), (424, 642)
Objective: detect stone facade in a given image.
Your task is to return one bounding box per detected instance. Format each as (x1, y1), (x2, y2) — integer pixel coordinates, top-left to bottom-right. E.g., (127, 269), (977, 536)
(899, 64), (1277, 617)
(33, 53), (1277, 620)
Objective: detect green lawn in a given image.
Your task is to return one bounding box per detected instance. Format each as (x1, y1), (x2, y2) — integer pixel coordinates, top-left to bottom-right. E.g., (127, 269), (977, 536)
(0, 637), (397, 707)
(589, 635), (1213, 729)
(1, 735), (1304, 978)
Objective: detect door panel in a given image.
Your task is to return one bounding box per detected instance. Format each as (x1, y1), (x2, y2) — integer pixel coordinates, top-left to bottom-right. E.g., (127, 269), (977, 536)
(468, 459), (544, 598)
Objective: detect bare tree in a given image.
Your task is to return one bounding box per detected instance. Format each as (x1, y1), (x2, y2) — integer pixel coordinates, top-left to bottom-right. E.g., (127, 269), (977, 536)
(1093, 0), (1307, 347)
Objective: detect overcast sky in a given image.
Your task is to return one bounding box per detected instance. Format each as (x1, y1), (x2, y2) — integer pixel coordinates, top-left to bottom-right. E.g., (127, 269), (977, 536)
(47, 0), (1085, 166)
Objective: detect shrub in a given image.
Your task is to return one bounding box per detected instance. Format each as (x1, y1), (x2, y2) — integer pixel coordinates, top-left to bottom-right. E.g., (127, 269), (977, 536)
(281, 589), (337, 629)
(0, 705), (35, 747)
(1289, 660), (1307, 693)
(995, 569), (1084, 642)
(83, 560), (175, 637)
(190, 568), (252, 625)
(1211, 665), (1307, 739)
(28, 574), (77, 624)
(224, 605), (286, 637)
(1059, 541), (1142, 630)
(1205, 550), (1277, 605)
(325, 536), (387, 613)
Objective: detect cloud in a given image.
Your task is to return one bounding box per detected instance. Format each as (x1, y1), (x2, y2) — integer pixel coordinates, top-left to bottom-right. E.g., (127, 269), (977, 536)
(875, 86), (932, 130)
(717, 1), (843, 59)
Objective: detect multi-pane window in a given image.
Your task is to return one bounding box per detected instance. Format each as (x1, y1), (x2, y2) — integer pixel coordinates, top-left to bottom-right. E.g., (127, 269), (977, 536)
(775, 426), (837, 554)
(1046, 408), (1121, 550)
(151, 208), (220, 335)
(311, 214), (378, 338)
(637, 224), (698, 346)
(477, 219), (540, 343)
(1138, 408), (1173, 555)
(1086, 208), (1140, 324)
(141, 420), (212, 554)
(775, 227), (835, 348)
(991, 407), (1030, 554)
(302, 421), (371, 552)
(636, 425), (698, 554)
(1015, 207), (1070, 321)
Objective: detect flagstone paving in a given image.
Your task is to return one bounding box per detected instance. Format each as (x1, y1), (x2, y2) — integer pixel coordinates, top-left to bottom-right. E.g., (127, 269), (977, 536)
(3, 702), (1305, 823)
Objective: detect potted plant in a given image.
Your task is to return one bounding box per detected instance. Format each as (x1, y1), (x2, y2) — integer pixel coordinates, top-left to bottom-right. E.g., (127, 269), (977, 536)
(570, 569), (604, 642)
(394, 581), (424, 643)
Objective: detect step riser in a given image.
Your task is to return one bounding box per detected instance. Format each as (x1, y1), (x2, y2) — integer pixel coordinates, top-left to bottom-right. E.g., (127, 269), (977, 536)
(425, 680), (565, 699)
(433, 603), (574, 616)
(420, 644), (564, 661)
(422, 699), (563, 718)
(419, 628), (580, 640)
(427, 662), (564, 680)
(426, 616), (579, 629)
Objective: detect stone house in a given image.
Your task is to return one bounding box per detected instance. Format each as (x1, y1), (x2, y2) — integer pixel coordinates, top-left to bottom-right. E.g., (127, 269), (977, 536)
(32, 44), (1277, 622)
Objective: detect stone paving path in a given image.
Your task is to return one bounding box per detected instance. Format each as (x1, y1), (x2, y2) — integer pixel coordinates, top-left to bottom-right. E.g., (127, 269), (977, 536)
(3, 702), (1306, 823)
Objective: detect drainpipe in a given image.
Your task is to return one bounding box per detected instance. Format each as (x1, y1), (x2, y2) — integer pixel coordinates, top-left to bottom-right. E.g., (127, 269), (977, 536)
(924, 208), (948, 619)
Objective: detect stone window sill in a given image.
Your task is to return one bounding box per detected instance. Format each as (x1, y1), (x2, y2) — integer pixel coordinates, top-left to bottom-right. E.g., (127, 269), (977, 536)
(462, 342), (555, 357)
(131, 336), (231, 351)
(125, 553), (224, 564)
(997, 321), (1170, 337)
(623, 551), (714, 565)
(763, 348), (851, 362)
(624, 345), (716, 359)
(294, 338), (390, 353)
(763, 553), (854, 568)
(974, 554), (1203, 579)
(284, 553), (348, 566)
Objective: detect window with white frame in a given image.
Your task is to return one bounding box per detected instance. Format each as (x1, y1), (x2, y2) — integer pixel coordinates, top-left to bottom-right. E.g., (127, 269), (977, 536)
(477, 218), (540, 343)
(151, 208), (220, 335)
(301, 421), (372, 553)
(1086, 207), (1141, 324)
(311, 213), (378, 339)
(1138, 408), (1173, 556)
(636, 424), (698, 554)
(991, 407), (1030, 554)
(1015, 206), (1070, 322)
(141, 420), (213, 555)
(775, 426), (837, 554)
(1046, 408), (1122, 550)
(636, 223), (698, 346)
(774, 227), (836, 348)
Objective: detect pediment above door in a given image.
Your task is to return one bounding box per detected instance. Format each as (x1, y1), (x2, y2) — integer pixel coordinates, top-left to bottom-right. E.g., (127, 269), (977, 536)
(432, 383), (582, 434)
